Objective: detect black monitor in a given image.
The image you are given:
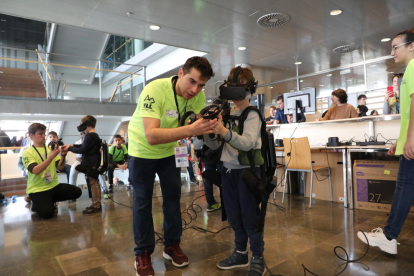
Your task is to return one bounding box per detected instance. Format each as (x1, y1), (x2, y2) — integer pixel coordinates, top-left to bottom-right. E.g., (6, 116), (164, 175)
(283, 87), (316, 123)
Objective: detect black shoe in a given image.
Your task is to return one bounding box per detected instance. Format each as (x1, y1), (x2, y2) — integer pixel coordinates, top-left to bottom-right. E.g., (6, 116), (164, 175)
(190, 179), (199, 186)
(109, 184), (114, 193)
(82, 206), (102, 214)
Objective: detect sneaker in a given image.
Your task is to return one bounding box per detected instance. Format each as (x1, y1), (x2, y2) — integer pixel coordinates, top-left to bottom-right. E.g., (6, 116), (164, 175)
(207, 203), (221, 212)
(190, 179), (199, 186)
(248, 257), (265, 276)
(82, 205), (102, 214)
(24, 195), (31, 203)
(163, 242), (189, 267)
(135, 251), (154, 276)
(357, 227), (399, 254)
(217, 250), (249, 270)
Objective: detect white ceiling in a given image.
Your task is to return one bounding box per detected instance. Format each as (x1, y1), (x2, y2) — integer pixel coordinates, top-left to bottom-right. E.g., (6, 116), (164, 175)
(1, 0), (413, 100)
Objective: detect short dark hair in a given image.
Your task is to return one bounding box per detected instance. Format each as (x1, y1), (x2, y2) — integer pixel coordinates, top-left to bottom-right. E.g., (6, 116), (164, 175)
(269, 105), (277, 110)
(227, 67), (253, 85)
(370, 110), (378, 115)
(28, 123), (46, 135)
(358, 94), (366, 101)
(81, 115), (97, 128)
(357, 105), (368, 113)
(331, 89), (348, 104)
(113, 134), (122, 140)
(182, 56), (215, 80)
(395, 29), (414, 45)
(48, 131), (58, 138)
(277, 95), (284, 102)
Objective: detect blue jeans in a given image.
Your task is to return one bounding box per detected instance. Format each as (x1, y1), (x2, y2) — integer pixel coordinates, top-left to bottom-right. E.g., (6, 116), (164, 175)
(129, 155), (182, 255)
(221, 166), (263, 257)
(384, 156), (414, 239)
(203, 163), (222, 205)
(187, 162), (196, 180)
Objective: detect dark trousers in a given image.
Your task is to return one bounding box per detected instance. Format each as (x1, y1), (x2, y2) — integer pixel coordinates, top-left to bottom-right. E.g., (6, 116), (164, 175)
(29, 184), (82, 219)
(129, 155), (182, 255)
(203, 163), (222, 205)
(108, 160), (125, 184)
(59, 164), (71, 183)
(384, 156), (414, 239)
(187, 162), (196, 180)
(221, 166), (263, 257)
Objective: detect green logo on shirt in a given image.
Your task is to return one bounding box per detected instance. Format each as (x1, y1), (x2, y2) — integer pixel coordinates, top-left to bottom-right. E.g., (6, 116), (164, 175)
(143, 95), (155, 109)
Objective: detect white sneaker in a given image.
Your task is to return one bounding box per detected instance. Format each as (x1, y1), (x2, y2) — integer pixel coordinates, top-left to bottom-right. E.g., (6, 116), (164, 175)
(357, 227), (399, 254)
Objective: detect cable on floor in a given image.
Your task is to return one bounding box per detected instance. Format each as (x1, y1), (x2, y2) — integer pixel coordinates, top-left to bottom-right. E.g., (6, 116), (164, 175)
(301, 231), (370, 276)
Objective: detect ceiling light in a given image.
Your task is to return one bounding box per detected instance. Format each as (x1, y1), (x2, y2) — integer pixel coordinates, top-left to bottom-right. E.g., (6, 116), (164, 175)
(326, 74), (332, 77)
(295, 61), (302, 65)
(149, 25), (161, 30)
(330, 10), (342, 16)
(270, 87), (273, 89)
(319, 85), (324, 87)
(238, 46), (247, 51)
(125, 93), (130, 96)
(97, 115), (104, 117)
(67, 92), (71, 94)
(370, 64), (377, 67)
(381, 38), (391, 42)
(22, 114), (31, 116)
(126, 12), (133, 17)
(389, 71), (394, 74)
(300, 80), (303, 82)
(82, 79), (88, 82)
(0, 71), (3, 73)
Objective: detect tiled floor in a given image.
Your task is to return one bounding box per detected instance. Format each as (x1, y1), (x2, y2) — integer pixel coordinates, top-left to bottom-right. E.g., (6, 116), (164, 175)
(1, 181), (414, 276)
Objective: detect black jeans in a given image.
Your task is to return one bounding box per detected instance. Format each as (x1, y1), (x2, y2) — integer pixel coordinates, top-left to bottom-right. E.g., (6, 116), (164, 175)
(203, 163), (222, 205)
(129, 155), (182, 255)
(108, 160), (125, 184)
(29, 184), (82, 219)
(221, 166), (263, 257)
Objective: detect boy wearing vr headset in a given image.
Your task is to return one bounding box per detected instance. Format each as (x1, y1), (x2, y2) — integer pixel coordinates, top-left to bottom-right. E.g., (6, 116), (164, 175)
(204, 67), (265, 276)
(66, 115), (102, 214)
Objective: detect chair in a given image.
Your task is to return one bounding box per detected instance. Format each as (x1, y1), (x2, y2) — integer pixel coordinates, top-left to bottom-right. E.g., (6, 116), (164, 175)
(281, 137), (332, 208)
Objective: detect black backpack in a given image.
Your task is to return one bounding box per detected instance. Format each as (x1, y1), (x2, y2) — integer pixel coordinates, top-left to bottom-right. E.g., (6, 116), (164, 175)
(226, 106), (277, 230)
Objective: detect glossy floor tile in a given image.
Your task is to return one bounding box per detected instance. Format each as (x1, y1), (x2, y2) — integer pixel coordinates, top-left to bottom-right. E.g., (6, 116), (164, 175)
(1, 182), (414, 275)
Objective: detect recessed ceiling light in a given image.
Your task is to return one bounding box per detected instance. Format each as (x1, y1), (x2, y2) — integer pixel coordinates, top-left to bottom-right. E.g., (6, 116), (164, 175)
(67, 92), (71, 94)
(300, 80), (303, 82)
(270, 87), (273, 89)
(126, 12), (133, 17)
(238, 46), (247, 51)
(381, 38), (391, 42)
(389, 71), (394, 74)
(97, 115), (104, 117)
(22, 114), (31, 116)
(347, 79), (353, 82)
(370, 64), (377, 67)
(330, 10), (342, 16)
(295, 61), (302, 65)
(0, 71), (3, 73)
(319, 84), (324, 87)
(125, 93), (130, 96)
(82, 79), (88, 82)
(326, 74), (332, 77)
(149, 25), (161, 30)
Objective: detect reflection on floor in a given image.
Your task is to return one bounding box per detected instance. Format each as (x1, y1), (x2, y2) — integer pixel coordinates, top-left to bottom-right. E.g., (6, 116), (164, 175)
(1, 181), (414, 276)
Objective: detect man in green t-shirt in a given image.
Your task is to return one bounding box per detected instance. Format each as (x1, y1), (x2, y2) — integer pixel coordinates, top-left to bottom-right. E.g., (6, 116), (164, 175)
(358, 29), (414, 255)
(107, 134), (128, 191)
(129, 56), (218, 276)
(23, 123), (82, 219)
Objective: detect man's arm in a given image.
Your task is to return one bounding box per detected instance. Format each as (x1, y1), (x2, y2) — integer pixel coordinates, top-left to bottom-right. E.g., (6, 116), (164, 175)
(403, 94), (414, 160)
(143, 117), (218, 146)
(31, 149), (60, 175)
(56, 155), (66, 170)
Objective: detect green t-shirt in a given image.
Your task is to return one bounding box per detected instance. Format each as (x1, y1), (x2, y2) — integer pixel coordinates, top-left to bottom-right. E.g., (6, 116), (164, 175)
(22, 146), (61, 194)
(396, 59), (414, 155)
(128, 76), (205, 159)
(109, 144), (128, 162)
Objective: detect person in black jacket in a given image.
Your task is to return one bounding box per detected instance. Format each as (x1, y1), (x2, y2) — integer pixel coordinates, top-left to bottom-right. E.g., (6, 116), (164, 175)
(66, 115), (102, 214)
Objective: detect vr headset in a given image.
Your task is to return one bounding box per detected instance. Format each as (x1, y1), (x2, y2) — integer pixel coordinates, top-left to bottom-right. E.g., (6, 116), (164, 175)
(77, 118), (95, 132)
(219, 66), (258, 101)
